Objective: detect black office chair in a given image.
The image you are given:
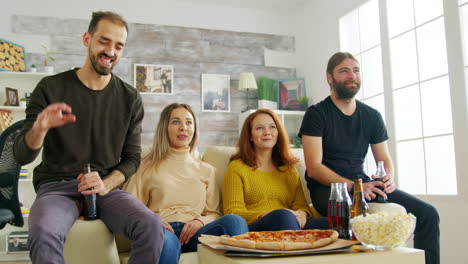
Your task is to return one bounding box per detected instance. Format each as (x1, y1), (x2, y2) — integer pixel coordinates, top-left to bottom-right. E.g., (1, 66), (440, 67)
(0, 120), (25, 229)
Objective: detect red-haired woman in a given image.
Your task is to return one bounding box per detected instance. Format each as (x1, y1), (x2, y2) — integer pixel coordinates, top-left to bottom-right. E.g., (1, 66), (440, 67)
(222, 109), (327, 231)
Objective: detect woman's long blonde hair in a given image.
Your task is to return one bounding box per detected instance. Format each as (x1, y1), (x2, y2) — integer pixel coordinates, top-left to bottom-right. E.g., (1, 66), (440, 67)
(138, 103), (199, 175)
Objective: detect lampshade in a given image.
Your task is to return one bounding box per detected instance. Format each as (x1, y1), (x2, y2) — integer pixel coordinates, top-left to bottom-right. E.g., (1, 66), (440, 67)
(238, 72), (258, 90)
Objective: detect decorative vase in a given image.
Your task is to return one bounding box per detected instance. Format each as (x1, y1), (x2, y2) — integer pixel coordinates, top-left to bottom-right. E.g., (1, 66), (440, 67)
(29, 68), (37, 73)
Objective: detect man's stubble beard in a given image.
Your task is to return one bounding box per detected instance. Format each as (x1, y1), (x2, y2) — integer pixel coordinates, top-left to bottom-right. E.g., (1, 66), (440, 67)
(88, 47), (117, 76)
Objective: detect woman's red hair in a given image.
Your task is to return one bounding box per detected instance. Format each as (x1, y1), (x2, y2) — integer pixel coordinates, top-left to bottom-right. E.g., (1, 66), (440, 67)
(231, 109), (298, 170)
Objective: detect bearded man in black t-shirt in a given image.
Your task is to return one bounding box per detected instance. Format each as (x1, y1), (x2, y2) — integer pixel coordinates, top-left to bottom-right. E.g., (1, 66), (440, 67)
(299, 52), (440, 264)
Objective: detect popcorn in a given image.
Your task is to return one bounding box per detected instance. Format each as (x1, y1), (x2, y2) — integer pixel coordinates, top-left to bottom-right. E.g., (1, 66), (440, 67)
(351, 212), (416, 249)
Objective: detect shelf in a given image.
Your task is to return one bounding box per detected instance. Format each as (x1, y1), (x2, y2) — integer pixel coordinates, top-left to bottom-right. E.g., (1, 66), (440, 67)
(0, 106), (26, 111)
(0, 71), (49, 79)
(19, 179), (32, 182)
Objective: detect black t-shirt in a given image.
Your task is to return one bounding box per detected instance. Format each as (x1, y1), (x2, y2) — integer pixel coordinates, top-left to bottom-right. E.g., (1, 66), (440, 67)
(298, 96), (388, 181)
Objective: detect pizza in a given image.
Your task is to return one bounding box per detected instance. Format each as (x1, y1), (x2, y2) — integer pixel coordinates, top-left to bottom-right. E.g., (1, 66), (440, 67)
(219, 229), (339, 251)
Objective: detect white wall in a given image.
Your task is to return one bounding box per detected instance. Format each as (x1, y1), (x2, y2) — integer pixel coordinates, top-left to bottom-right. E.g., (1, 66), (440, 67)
(294, 1), (468, 263)
(0, 0), (297, 54)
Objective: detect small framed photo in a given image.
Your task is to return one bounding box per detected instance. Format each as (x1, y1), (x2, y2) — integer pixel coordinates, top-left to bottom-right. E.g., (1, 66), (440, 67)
(5, 87), (19, 106)
(0, 39), (26, 72)
(277, 78), (306, 111)
(201, 74), (230, 112)
(134, 64), (173, 94)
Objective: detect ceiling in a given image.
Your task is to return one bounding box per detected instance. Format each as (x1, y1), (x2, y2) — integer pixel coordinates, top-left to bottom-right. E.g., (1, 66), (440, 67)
(172, 0), (309, 10)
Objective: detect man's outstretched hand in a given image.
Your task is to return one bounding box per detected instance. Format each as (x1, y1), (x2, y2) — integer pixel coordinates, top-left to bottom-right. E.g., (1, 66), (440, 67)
(33, 103), (76, 132)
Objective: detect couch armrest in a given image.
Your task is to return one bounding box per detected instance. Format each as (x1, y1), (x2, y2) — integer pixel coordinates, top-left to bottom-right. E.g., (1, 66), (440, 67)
(64, 219), (120, 264)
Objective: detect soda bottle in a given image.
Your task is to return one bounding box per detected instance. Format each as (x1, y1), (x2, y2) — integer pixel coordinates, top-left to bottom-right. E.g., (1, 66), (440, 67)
(327, 183), (339, 230)
(335, 183), (352, 239)
(351, 179), (369, 218)
(374, 161), (388, 203)
(83, 163), (98, 220)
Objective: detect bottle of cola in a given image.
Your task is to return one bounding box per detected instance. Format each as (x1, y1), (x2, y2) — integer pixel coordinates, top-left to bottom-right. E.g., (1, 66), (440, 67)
(374, 161), (388, 203)
(327, 183), (339, 230)
(335, 183), (352, 239)
(83, 163), (98, 220)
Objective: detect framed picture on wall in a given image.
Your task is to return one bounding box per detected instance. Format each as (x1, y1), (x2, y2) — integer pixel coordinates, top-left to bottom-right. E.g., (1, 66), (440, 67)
(0, 39), (26, 72)
(5, 87), (19, 106)
(277, 78), (306, 111)
(201, 74), (230, 112)
(134, 64), (174, 94)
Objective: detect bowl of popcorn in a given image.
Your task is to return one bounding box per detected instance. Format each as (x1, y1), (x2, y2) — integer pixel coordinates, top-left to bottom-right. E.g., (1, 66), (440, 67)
(351, 212), (416, 250)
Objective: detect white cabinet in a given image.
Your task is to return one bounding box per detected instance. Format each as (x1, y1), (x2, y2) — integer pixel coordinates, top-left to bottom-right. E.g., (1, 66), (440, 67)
(0, 72), (47, 122)
(238, 109), (305, 146)
(0, 71), (45, 181)
(0, 72), (45, 253)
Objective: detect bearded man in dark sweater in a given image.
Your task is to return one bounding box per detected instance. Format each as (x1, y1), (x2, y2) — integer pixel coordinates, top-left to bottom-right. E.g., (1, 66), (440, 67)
(14, 11), (164, 264)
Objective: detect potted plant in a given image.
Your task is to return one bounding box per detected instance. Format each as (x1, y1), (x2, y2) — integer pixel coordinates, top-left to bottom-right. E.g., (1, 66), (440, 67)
(19, 98), (27, 107)
(29, 64), (37, 73)
(299, 96), (310, 111)
(41, 44), (56, 74)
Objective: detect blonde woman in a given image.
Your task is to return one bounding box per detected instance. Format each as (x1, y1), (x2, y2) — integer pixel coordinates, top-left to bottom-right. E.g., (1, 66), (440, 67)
(125, 103), (247, 264)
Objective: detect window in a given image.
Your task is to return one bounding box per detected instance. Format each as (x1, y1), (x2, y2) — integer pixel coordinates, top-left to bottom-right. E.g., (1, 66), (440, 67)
(388, 0), (456, 195)
(339, 0), (458, 195)
(339, 0), (384, 175)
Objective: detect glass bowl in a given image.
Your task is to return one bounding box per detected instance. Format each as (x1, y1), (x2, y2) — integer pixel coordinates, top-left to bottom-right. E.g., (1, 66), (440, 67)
(351, 212), (416, 250)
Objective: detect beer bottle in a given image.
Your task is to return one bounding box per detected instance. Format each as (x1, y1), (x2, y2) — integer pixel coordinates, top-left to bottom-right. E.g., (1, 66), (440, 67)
(351, 179), (369, 218)
(374, 161), (388, 203)
(83, 163), (98, 220)
(327, 183), (339, 230)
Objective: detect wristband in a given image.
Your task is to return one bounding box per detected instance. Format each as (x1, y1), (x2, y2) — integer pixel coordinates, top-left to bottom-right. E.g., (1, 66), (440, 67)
(194, 218), (204, 226)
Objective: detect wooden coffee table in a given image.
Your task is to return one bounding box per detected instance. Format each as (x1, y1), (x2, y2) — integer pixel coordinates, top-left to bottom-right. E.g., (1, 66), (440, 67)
(197, 244), (425, 264)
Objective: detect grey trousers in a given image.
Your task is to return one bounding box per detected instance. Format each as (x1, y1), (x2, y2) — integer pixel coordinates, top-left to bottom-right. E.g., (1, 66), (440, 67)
(28, 180), (164, 264)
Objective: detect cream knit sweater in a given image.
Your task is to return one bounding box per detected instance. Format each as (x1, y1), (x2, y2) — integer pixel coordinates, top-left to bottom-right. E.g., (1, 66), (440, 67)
(125, 147), (221, 224)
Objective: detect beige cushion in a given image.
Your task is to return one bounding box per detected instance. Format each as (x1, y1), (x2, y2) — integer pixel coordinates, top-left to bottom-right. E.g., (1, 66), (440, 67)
(64, 219), (120, 264)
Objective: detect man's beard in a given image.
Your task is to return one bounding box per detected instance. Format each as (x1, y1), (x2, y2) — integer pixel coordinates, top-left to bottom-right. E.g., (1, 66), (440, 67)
(332, 77), (361, 99)
(89, 49), (117, 76)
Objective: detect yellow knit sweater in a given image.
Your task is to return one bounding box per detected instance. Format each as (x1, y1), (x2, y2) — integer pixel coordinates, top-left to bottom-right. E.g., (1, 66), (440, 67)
(222, 159), (320, 224)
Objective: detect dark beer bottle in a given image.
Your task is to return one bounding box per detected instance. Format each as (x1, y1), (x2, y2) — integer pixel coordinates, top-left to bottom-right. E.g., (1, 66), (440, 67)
(374, 161), (388, 203)
(351, 179), (369, 218)
(83, 163), (98, 220)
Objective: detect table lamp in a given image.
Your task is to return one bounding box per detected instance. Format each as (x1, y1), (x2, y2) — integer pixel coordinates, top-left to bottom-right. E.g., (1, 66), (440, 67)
(238, 72), (258, 112)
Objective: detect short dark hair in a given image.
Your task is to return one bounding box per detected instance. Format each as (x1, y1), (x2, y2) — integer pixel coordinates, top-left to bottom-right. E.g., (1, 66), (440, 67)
(87, 11), (128, 35)
(326, 52), (358, 75)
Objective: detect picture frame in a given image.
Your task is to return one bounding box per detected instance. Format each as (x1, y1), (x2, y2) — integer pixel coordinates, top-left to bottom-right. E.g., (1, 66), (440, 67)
(0, 39), (26, 72)
(277, 78), (306, 111)
(134, 64), (174, 94)
(201, 74), (230, 112)
(5, 87), (19, 106)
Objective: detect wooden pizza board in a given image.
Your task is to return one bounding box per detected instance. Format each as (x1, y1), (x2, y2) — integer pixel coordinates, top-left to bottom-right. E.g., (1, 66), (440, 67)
(199, 234), (360, 255)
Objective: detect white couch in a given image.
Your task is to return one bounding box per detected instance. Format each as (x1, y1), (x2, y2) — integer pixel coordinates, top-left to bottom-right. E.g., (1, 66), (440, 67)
(63, 146), (405, 264)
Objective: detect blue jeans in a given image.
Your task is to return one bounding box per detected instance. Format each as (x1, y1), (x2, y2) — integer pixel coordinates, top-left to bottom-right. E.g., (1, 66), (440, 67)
(159, 214), (248, 264)
(248, 209), (328, 231)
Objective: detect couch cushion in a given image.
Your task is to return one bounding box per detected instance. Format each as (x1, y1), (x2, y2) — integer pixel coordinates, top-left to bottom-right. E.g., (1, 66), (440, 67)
(64, 219), (120, 264)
